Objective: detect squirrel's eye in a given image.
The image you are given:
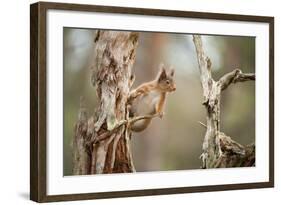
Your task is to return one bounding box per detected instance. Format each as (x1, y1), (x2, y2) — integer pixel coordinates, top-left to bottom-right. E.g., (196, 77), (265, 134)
(166, 80), (170, 84)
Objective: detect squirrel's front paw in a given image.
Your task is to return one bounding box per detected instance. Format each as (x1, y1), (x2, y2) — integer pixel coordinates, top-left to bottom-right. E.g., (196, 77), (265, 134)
(159, 112), (165, 119)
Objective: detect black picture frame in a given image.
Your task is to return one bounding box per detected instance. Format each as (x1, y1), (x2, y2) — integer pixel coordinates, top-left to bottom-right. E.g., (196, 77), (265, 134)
(30, 1), (274, 202)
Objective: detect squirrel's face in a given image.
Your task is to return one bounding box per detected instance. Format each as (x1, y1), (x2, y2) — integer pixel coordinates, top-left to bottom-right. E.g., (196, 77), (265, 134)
(157, 67), (176, 92)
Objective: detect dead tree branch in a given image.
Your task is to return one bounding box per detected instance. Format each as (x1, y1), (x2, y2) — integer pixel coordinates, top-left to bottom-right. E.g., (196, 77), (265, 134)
(193, 35), (255, 168)
(219, 69), (255, 91)
(89, 113), (161, 144)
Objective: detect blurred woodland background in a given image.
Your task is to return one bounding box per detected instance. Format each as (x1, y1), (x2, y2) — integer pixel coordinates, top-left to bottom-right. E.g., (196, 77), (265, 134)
(63, 28), (255, 176)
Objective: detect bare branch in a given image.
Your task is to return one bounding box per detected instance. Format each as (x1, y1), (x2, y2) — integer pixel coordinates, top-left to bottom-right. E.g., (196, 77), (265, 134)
(198, 121), (207, 128)
(90, 114), (160, 144)
(110, 113), (160, 132)
(193, 35), (214, 104)
(233, 73), (255, 82)
(219, 69), (255, 91)
(129, 114), (160, 124)
(192, 34), (255, 168)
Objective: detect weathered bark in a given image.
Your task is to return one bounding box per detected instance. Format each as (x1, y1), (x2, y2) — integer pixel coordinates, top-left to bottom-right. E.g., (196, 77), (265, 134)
(72, 97), (91, 175)
(73, 31), (139, 174)
(193, 35), (255, 169)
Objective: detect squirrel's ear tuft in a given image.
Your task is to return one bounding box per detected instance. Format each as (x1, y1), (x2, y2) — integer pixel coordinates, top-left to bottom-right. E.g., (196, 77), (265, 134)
(170, 68), (175, 76)
(158, 64), (167, 81)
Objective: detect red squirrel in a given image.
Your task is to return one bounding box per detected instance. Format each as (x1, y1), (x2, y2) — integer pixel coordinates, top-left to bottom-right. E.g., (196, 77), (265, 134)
(129, 64), (176, 132)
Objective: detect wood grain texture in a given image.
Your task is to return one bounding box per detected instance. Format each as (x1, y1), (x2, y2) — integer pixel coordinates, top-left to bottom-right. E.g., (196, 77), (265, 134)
(30, 2), (39, 202)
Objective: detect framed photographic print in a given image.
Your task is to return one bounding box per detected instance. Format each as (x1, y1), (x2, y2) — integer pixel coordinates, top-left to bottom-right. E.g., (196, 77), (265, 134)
(30, 1), (274, 202)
